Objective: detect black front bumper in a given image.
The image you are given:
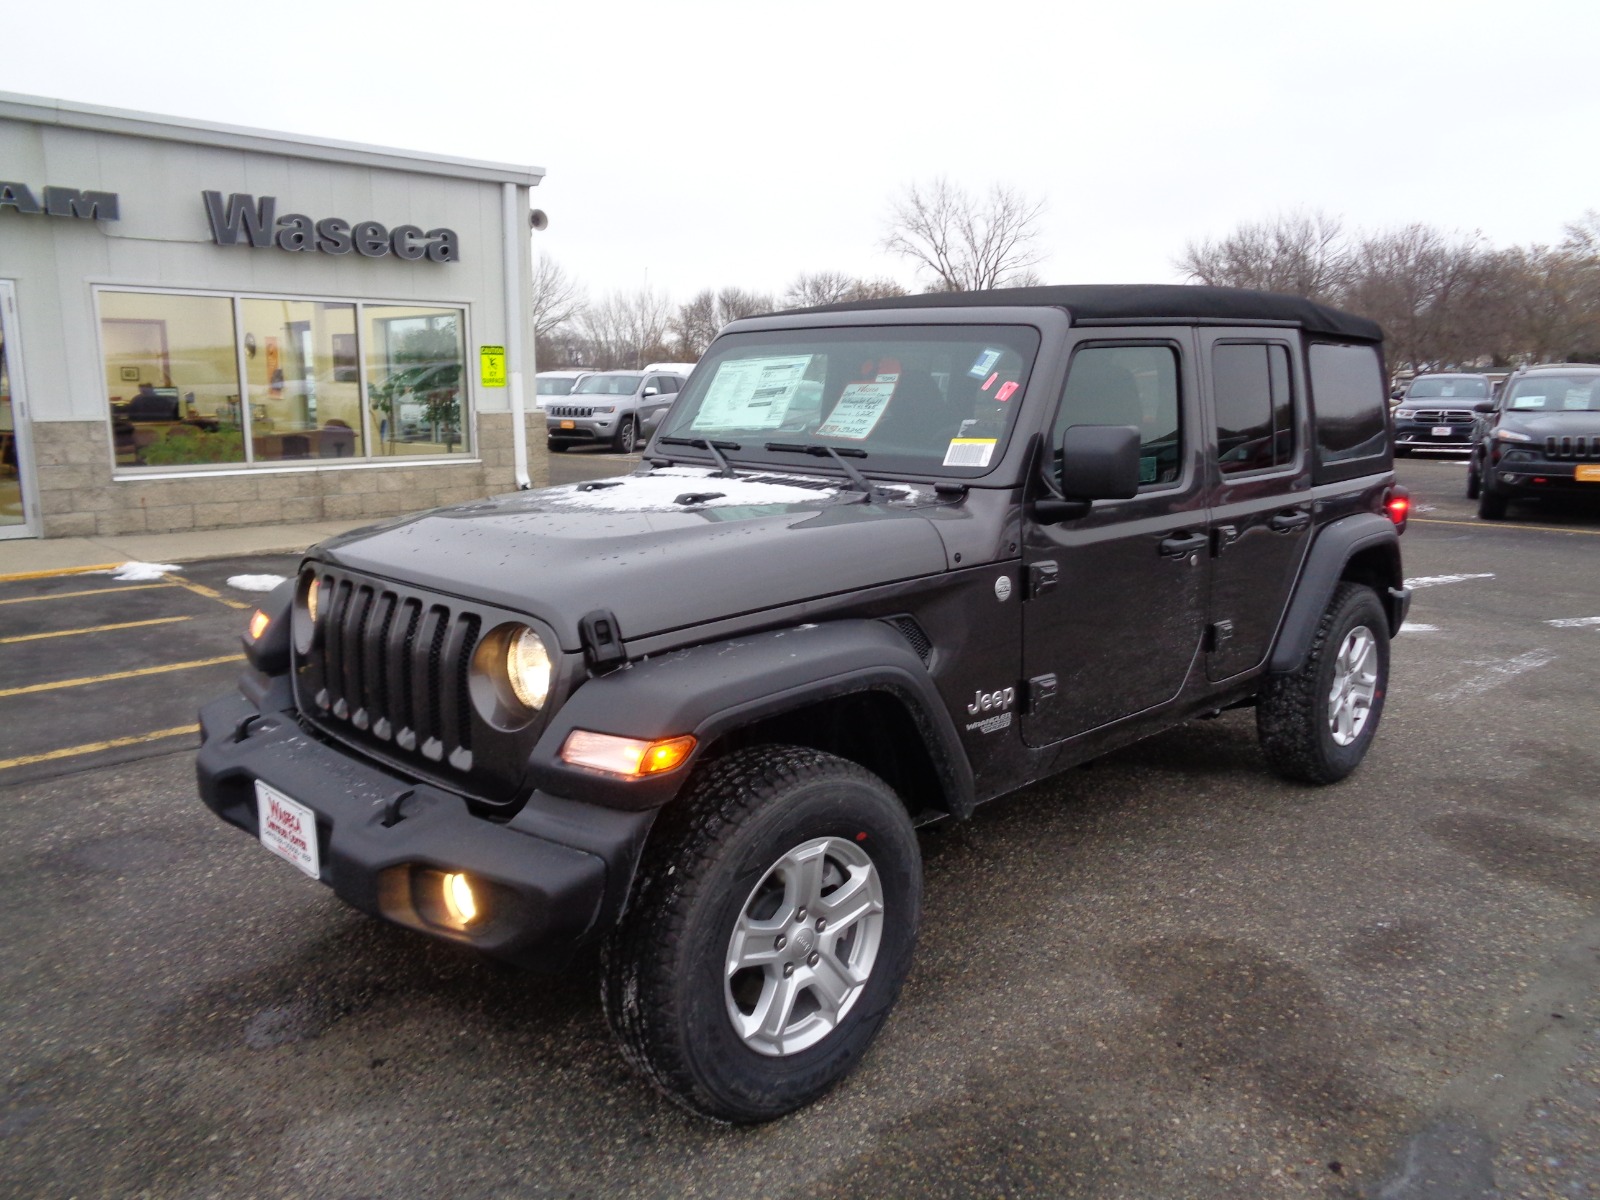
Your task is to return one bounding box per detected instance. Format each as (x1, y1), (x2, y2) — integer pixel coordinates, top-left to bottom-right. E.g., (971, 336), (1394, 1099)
(197, 689), (656, 969)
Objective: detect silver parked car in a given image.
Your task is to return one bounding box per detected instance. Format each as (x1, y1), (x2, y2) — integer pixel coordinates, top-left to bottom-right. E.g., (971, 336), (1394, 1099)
(546, 370), (685, 453)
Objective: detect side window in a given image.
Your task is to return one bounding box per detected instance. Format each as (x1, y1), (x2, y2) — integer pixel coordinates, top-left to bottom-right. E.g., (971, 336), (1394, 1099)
(1213, 342), (1295, 473)
(1053, 344), (1181, 490)
(1308, 342), (1387, 467)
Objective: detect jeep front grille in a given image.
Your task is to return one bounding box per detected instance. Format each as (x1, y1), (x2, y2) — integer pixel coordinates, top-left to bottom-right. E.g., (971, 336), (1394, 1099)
(294, 569), (544, 803)
(1545, 435), (1599, 459)
(548, 405), (594, 418)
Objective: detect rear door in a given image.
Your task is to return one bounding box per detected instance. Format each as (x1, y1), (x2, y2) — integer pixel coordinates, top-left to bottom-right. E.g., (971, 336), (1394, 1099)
(1200, 332), (1313, 681)
(1020, 333), (1209, 746)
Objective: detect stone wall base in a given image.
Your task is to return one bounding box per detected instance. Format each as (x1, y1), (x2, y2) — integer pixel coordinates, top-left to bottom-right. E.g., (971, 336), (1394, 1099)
(29, 412), (549, 538)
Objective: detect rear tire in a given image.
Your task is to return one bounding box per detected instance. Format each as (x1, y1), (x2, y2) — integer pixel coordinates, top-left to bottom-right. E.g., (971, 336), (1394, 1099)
(1257, 582), (1390, 785)
(601, 745), (921, 1123)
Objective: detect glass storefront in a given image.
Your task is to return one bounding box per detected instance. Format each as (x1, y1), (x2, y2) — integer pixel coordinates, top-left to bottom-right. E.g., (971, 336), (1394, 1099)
(1, 287), (26, 531)
(99, 289), (469, 470)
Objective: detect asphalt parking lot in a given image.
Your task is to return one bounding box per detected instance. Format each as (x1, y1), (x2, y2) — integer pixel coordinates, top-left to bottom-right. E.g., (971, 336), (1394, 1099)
(1, 455), (1597, 1199)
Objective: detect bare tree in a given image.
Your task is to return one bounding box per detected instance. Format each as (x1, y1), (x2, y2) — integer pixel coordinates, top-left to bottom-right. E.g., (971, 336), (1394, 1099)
(1176, 210), (1348, 299)
(783, 271), (908, 308)
(530, 256), (585, 341)
(578, 288), (674, 369)
(668, 288), (777, 360)
(882, 178), (1047, 291)
(1342, 225), (1492, 371)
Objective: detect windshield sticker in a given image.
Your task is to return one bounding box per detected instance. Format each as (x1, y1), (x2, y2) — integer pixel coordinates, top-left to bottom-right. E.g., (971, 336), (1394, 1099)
(995, 380), (1020, 402)
(968, 348), (1002, 378)
(876, 373), (899, 383)
(1565, 389), (1592, 409)
(816, 380), (897, 440)
(1139, 455), (1158, 483)
(1512, 394), (1545, 409)
(1441, 384), (1456, 396)
(691, 355), (812, 431)
(943, 438), (997, 467)
(981, 372), (999, 391)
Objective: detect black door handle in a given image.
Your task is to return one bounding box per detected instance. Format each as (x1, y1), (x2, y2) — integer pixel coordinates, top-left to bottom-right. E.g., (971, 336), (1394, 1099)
(1269, 510), (1311, 532)
(1159, 532), (1208, 557)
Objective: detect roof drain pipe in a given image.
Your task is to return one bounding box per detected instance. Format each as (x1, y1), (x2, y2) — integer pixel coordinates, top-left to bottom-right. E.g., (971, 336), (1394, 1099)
(502, 180), (532, 490)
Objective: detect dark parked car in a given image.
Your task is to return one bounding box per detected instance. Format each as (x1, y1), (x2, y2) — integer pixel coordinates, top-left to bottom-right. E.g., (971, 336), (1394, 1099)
(200, 285), (1410, 1123)
(1467, 363), (1600, 518)
(1392, 372), (1492, 455)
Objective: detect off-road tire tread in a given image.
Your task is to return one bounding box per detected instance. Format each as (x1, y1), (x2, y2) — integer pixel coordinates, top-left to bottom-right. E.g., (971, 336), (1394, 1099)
(1256, 582), (1388, 785)
(600, 744), (912, 1122)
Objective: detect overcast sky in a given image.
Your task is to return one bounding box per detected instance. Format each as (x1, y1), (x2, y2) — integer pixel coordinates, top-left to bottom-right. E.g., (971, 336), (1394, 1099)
(9, 0), (1600, 305)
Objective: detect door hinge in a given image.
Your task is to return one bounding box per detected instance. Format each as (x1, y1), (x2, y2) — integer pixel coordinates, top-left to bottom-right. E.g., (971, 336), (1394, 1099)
(1025, 673), (1058, 713)
(1212, 524), (1239, 555)
(1027, 560), (1059, 599)
(1206, 620), (1234, 651)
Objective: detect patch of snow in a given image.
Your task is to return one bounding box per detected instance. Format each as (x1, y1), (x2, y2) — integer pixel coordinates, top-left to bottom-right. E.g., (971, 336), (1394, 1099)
(1404, 573), (1495, 589)
(1430, 649), (1555, 703)
(1546, 616), (1600, 628)
(541, 467), (836, 512)
(1397, 623), (1439, 634)
(227, 574), (288, 593)
(106, 562), (181, 582)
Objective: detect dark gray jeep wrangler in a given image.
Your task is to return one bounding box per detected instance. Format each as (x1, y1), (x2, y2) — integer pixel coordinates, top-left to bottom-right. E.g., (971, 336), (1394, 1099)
(199, 285), (1411, 1122)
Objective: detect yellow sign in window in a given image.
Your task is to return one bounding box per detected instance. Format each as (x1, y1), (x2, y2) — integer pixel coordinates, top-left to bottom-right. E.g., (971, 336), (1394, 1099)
(479, 345), (507, 388)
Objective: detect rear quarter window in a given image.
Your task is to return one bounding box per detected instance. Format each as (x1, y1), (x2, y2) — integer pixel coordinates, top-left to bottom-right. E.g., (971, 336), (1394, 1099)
(1308, 342), (1390, 480)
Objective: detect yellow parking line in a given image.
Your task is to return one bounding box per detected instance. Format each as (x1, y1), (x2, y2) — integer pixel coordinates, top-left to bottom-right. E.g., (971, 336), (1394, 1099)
(0, 616), (192, 645)
(0, 562), (123, 583)
(0, 583), (179, 605)
(1412, 517), (1600, 537)
(0, 724), (199, 771)
(0, 654), (244, 698)
(164, 572), (252, 611)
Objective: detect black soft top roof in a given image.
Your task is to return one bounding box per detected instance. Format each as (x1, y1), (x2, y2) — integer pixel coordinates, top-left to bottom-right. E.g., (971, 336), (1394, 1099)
(789, 284), (1383, 343)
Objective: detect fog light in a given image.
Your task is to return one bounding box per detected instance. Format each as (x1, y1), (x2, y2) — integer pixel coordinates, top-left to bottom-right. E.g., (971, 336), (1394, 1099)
(442, 872), (478, 925)
(560, 730), (697, 777)
(247, 609), (271, 640)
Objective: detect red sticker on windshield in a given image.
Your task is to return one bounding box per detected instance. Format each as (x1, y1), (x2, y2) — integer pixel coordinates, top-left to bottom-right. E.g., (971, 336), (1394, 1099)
(995, 381), (1019, 402)
(981, 372), (999, 392)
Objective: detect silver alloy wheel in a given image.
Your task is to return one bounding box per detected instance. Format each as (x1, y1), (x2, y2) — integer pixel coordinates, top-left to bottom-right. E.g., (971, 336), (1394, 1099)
(724, 835), (885, 1057)
(1328, 625), (1378, 746)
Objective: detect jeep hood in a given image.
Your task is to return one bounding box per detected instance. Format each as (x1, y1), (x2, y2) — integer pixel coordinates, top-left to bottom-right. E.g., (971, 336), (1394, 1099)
(314, 468), (951, 648)
(1501, 411), (1600, 437)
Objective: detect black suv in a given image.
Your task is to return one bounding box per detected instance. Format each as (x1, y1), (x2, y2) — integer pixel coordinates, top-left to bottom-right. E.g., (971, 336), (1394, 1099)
(1392, 371), (1492, 455)
(1467, 363), (1600, 519)
(199, 285), (1411, 1123)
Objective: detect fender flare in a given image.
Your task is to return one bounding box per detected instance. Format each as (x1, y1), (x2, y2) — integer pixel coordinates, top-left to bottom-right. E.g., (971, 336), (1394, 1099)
(1268, 513), (1407, 674)
(524, 620), (976, 817)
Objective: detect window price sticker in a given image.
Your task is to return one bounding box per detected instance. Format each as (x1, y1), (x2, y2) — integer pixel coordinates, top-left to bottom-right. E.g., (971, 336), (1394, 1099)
(816, 381), (897, 440)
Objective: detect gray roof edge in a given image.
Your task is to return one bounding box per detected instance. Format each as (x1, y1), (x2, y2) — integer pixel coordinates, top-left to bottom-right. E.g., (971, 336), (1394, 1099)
(0, 91), (545, 187)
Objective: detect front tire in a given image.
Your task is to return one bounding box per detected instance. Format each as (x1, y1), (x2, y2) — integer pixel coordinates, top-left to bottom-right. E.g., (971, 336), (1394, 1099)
(1257, 582), (1390, 785)
(1477, 482), (1508, 520)
(615, 418), (638, 454)
(548, 440), (569, 453)
(1466, 458), (1480, 499)
(601, 745), (922, 1123)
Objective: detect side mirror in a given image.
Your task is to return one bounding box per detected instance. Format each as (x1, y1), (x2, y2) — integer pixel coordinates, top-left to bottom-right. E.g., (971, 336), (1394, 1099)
(643, 386), (659, 397)
(1035, 424), (1142, 522)
(1472, 399), (1495, 413)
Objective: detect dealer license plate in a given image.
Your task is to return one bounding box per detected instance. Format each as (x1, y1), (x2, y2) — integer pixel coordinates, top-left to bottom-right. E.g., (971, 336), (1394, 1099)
(256, 781), (320, 879)
(560, 420), (576, 429)
(1577, 464), (1600, 483)
(1432, 425), (1453, 437)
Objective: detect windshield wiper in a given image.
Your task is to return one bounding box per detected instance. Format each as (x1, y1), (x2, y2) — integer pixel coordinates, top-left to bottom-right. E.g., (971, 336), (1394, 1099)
(657, 436), (741, 478)
(764, 441), (881, 501)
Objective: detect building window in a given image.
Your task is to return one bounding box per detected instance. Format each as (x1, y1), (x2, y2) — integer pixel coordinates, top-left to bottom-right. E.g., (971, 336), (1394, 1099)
(103, 292), (246, 467)
(99, 289), (470, 471)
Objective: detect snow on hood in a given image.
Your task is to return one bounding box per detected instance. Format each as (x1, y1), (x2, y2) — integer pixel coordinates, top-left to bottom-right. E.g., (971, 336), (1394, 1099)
(539, 466), (837, 512)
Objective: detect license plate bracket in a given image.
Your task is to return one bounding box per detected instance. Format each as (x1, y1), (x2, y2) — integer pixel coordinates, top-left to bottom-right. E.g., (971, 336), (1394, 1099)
(1432, 425), (1453, 437)
(1577, 464), (1600, 483)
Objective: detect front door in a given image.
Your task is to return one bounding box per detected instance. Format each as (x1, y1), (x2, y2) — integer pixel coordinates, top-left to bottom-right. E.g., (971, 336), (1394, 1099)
(1021, 334), (1209, 746)
(0, 281), (39, 539)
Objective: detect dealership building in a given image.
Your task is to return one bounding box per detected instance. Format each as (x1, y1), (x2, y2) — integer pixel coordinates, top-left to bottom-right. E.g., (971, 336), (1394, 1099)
(0, 92), (547, 541)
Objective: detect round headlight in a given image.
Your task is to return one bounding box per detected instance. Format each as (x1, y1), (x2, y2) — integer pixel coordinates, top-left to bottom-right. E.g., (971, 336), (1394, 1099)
(506, 627), (552, 710)
(306, 576), (321, 623)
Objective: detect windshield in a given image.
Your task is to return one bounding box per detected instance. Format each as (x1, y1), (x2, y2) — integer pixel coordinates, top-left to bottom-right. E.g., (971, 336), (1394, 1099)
(536, 377), (576, 396)
(574, 374), (643, 396)
(1504, 375), (1600, 413)
(657, 325), (1041, 476)
(1407, 376), (1488, 400)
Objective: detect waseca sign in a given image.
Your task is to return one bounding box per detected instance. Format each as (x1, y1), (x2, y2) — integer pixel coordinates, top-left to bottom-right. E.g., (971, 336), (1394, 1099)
(203, 191), (460, 262)
(0, 182), (119, 220)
